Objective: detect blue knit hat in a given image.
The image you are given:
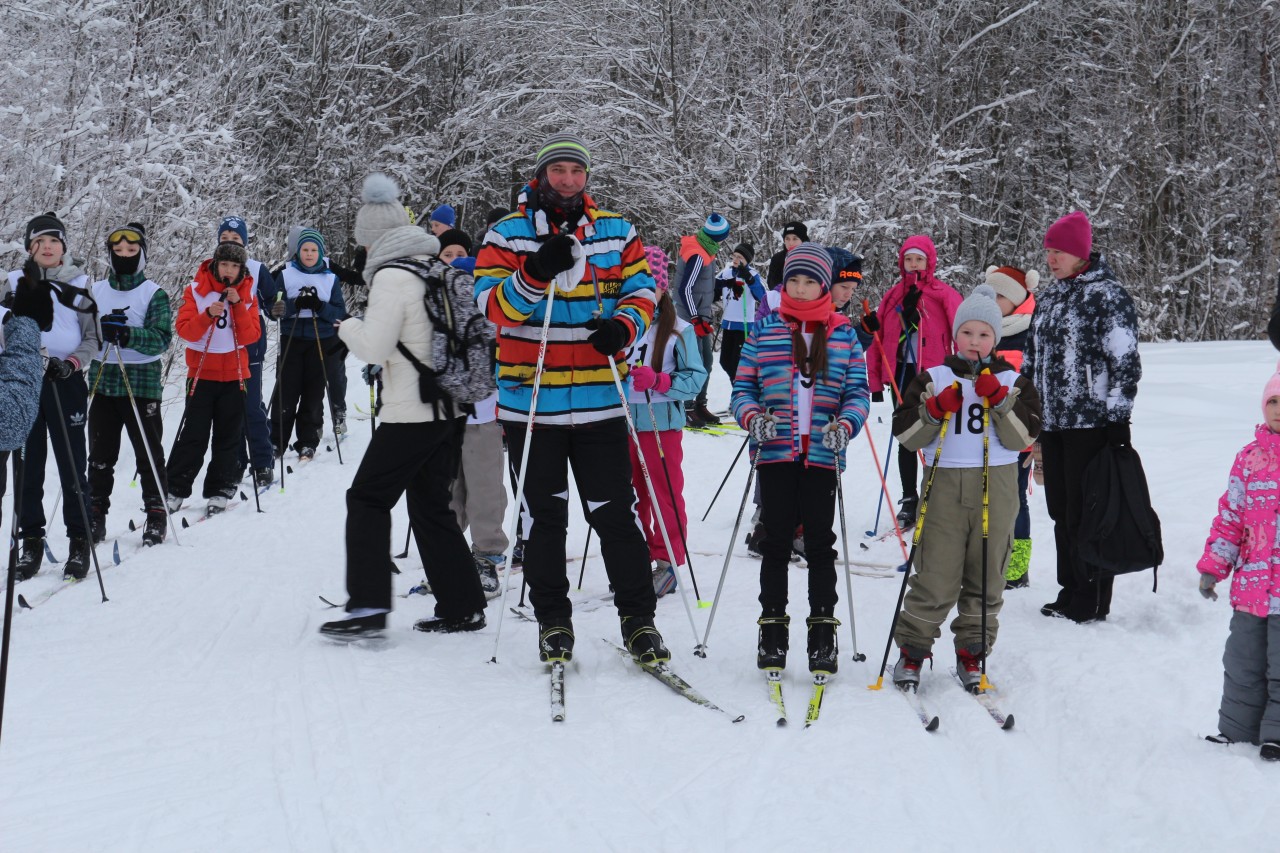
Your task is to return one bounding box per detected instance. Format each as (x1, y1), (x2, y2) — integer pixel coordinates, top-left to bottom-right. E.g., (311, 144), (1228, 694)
(782, 243), (834, 292)
(217, 216), (249, 246)
(429, 204), (456, 228)
(701, 213), (731, 243)
(296, 227), (325, 258)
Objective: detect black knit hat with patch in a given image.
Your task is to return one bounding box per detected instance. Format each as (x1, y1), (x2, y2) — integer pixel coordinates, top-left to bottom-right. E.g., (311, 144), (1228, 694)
(25, 212), (66, 251)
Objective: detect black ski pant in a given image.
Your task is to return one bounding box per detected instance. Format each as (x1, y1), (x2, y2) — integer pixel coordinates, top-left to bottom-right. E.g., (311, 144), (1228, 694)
(895, 362), (919, 499)
(270, 334), (340, 452)
(89, 395), (166, 514)
(20, 373), (90, 539)
(502, 418), (656, 621)
(345, 418), (484, 616)
(719, 329), (746, 384)
(757, 460), (838, 616)
(166, 380), (245, 500)
(1039, 426), (1114, 618)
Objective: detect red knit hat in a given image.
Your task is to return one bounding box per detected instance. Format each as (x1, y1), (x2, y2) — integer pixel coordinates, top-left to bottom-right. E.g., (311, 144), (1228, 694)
(1044, 211), (1092, 259)
(985, 265), (1039, 307)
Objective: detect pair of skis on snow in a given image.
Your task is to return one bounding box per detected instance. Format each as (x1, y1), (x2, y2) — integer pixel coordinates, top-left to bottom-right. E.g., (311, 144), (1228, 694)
(893, 672), (1015, 731)
(763, 669), (832, 728)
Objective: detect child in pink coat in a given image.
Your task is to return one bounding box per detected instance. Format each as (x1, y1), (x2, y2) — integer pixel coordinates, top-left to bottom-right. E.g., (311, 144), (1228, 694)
(1197, 363), (1280, 760)
(865, 235), (962, 528)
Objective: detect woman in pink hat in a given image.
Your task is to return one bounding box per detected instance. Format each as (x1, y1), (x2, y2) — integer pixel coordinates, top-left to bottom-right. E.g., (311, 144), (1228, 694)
(1023, 211), (1142, 623)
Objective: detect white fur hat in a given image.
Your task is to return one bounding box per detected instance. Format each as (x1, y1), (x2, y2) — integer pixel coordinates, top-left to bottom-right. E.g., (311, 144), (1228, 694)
(354, 174), (411, 249)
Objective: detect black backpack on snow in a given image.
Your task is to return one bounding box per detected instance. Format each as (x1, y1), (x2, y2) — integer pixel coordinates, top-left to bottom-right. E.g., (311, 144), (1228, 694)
(380, 257), (496, 418)
(1078, 442), (1164, 590)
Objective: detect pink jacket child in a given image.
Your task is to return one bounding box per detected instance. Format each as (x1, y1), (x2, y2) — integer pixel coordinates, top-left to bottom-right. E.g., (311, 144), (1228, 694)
(1197, 423), (1280, 617)
(865, 235), (963, 398)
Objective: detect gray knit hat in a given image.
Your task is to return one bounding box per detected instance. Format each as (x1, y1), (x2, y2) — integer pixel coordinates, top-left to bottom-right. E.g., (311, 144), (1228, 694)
(952, 284), (1004, 344)
(354, 174), (410, 248)
(533, 132), (591, 176)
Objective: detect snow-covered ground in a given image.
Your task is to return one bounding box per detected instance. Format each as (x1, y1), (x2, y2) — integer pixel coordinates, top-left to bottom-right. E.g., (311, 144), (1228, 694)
(1, 341), (1275, 852)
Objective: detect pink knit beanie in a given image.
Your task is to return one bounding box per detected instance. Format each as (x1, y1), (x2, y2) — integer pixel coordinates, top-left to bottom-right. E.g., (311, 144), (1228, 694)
(644, 244), (670, 293)
(1044, 211), (1092, 259)
(1263, 360), (1280, 419)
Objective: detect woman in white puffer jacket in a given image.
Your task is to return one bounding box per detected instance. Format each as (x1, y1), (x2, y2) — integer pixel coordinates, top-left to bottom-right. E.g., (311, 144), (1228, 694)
(320, 174), (487, 640)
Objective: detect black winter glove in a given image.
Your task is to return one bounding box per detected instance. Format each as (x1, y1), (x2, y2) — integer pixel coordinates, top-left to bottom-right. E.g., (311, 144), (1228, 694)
(294, 288), (324, 312)
(523, 235), (577, 283)
(352, 246), (367, 276)
(871, 391), (884, 404)
(100, 312), (131, 347)
(11, 276), (54, 331)
(901, 285), (921, 328)
(860, 309), (880, 334)
(585, 317), (630, 356)
(46, 357), (74, 381)
(729, 282), (744, 299)
(1107, 421), (1131, 447)
(734, 265), (751, 282)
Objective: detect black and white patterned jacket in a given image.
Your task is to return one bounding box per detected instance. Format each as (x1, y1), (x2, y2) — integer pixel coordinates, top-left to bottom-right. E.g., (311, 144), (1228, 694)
(1022, 254), (1141, 432)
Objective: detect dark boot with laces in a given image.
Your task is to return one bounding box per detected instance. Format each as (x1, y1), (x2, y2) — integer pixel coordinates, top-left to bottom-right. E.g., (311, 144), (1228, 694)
(537, 616), (575, 663)
(63, 537), (90, 581)
(142, 506), (167, 546)
(15, 537), (43, 581)
(757, 615), (790, 670)
(806, 615), (841, 674)
(621, 615), (669, 666)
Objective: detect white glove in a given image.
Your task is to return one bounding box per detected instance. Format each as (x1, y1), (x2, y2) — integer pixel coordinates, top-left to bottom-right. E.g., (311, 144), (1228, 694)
(748, 411), (779, 442)
(821, 421), (850, 452)
(555, 236), (587, 294)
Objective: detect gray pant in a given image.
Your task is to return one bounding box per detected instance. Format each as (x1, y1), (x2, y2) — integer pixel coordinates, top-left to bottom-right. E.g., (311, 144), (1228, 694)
(1219, 610), (1280, 744)
(894, 464), (1018, 655)
(694, 333), (713, 407)
(449, 421), (509, 555)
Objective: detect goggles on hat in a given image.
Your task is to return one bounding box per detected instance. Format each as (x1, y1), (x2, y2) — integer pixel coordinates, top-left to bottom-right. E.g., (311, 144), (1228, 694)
(107, 228), (144, 245)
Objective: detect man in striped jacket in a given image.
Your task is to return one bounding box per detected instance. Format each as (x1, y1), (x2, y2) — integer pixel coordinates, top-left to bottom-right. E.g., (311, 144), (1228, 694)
(474, 133), (669, 667)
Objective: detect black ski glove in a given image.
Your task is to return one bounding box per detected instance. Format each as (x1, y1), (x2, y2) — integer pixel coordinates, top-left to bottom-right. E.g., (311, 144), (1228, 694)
(523, 235), (576, 283)
(295, 288), (324, 312)
(11, 276), (54, 331)
(46, 357), (74, 380)
(871, 391), (884, 403)
(586, 317), (629, 356)
(860, 309), (880, 334)
(100, 311), (131, 347)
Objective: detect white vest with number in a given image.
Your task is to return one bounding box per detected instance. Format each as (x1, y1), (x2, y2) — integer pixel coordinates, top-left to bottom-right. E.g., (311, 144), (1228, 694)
(280, 265), (335, 320)
(624, 316), (691, 405)
(7, 269), (85, 360)
(921, 363), (1020, 469)
(92, 278), (162, 364)
(185, 284), (238, 354)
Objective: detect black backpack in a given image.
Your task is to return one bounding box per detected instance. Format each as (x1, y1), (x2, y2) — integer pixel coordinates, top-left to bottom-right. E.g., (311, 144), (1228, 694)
(1078, 443), (1164, 589)
(380, 257), (496, 418)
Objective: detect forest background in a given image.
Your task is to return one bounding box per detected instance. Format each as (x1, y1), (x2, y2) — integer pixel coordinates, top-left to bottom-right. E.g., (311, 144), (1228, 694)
(1, 0), (1275, 341)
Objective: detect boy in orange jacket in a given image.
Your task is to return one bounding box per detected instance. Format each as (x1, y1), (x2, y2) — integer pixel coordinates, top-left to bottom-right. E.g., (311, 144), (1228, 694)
(165, 241), (261, 517)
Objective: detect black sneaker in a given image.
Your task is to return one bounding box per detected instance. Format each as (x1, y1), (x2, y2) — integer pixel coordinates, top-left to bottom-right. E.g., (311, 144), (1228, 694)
(538, 616), (575, 663)
(685, 407), (707, 429)
(413, 612), (486, 633)
(90, 505), (107, 544)
(745, 523), (765, 558)
(253, 467), (275, 488)
(63, 537), (90, 581)
(757, 615), (790, 670)
(806, 616), (840, 674)
(1040, 589), (1070, 617)
(621, 615), (670, 665)
(896, 496), (919, 528)
(15, 537), (43, 581)
(320, 609), (387, 638)
(695, 404), (722, 425)
(142, 508), (167, 547)
(1261, 742), (1280, 761)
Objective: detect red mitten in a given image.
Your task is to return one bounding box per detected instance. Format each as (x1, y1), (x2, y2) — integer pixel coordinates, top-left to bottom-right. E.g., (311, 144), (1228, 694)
(925, 382), (963, 421)
(630, 365), (657, 393)
(651, 372), (672, 394)
(974, 370), (1009, 406)
(693, 318), (714, 337)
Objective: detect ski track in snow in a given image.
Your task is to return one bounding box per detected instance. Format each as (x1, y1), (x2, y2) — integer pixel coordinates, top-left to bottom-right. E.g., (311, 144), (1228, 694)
(0, 342), (1275, 851)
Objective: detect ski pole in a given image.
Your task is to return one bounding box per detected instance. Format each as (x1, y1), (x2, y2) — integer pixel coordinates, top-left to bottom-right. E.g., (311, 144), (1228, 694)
(0, 450), (27, 746)
(490, 282), (558, 664)
(829, 417), (865, 662)
(46, 378), (108, 602)
(861, 424), (910, 563)
(868, 400), (955, 691)
(395, 524), (412, 559)
(311, 314), (343, 465)
(275, 314), (294, 489)
(171, 291), (224, 456)
(605, 352), (702, 651)
(700, 434), (749, 522)
(111, 344), (183, 542)
(644, 391), (703, 604)
(228, 306), (263, 514)
(872, 325), (927, 466)
(864, 424), (894, 536)
(575, 527), (592, 590)
(698, 433), (766, 657)
(978, 388), (993, 692)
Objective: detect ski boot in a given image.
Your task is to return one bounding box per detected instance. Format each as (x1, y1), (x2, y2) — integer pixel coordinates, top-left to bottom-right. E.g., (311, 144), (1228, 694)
(90, 503), (107, 544)
(756, 614), (790, 670)
(652, 560), (676, 598)
(165, 493), (184, 513)
(253, 467), (275, 489)
(806, 615), (841, 674)
(473, 551), (503, 600)
(142, 506), (167, 546)
(297, 446), (316, 462)
(15, 537), (44, 581)
(1261, 742), (1280, 761)
(333, 411), (348, 437)
(63, 537), (90, 581)
(621, 615), (670, 666)
(206, 495), (229, 517)
(745, 523), (765, 558)
(413, 611), (486, 633)
(956, 645), (985, 692)
(538, 616), (575, 663)
(510, 538), (525, 568)
(892, 646), (932, 691)
(896, 495), (919, 529)
(694, 403), (721, 425)
(320, 608), (387, 638)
